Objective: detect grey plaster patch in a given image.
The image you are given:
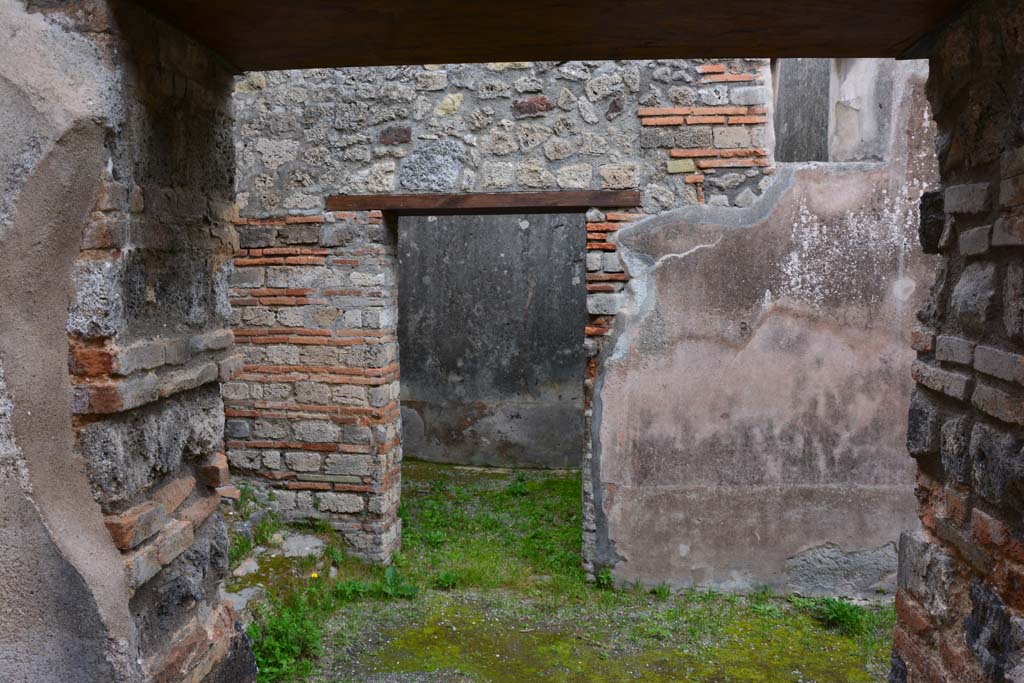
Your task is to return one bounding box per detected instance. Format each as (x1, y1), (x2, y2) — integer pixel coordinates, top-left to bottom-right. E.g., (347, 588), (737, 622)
(785, 543), (899, 598)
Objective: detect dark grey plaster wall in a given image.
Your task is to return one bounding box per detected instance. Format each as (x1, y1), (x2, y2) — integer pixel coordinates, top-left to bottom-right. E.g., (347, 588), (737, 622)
(398, 213), (586, 468)
(773, 58), (831, 162)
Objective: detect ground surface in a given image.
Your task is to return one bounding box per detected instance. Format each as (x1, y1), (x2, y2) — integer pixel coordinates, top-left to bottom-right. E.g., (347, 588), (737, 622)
(225, 462), (895, 683)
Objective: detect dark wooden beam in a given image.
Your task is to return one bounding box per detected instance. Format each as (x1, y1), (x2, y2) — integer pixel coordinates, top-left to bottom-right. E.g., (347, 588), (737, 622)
(132, 0), (967, 71)
(325, 191), (642, 216)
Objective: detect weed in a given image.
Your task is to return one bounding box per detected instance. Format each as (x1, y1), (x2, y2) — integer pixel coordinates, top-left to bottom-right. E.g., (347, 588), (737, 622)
(596, 567), (614, 590)
(652, 583), (672, 600)
(505, 472), (529, 496)
(433, 570), (460, 590)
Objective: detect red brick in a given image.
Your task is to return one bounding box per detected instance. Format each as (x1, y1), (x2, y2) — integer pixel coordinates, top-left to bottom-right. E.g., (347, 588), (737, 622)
(285, 214), (324, 224)
(701, 73), (755, 83)
(216, 485), (241, 500)
(686, 115), (726, 124)
(177, 492), (221, 530)
(670, 148), (719, 158)
(690, 106), (748, 115)
(152, 475), (197, 514)
(637, 107), (692, 117)
(641, 116), (686, 126)
(604, 212), (643, 221)
(586, 243), (617, 251)
(728, 115), (769, 125)
(201, 452), (230, 488)
(104, 501), (168, 550)
(285, 481), (331, 491)
(234, 257), (285, 266)
(696, 64), (727, 74)
(684, 174), (705, 184)
(587, 283), (617, 293)
(585, 325), (610, 336)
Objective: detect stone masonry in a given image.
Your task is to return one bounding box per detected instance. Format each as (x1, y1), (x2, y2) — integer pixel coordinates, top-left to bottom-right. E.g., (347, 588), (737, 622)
(891, 0), (1024, 680)
(224, 210), (402, 562)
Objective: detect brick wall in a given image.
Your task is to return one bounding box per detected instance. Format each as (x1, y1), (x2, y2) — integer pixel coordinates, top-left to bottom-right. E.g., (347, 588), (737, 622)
(224, 211), (402, 561)
(892, 0), (1024, 679)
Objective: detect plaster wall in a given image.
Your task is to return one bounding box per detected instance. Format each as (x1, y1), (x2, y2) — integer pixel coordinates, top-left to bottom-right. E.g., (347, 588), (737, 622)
(594, 60), (938, 595)
(398, 212), (587, 469)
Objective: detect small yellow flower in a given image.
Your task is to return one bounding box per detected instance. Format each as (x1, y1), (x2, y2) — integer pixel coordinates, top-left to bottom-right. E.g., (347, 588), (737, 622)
(310, 572), (319, 579)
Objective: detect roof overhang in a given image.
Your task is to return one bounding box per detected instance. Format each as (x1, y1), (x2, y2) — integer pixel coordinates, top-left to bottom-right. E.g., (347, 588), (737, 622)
(132, 0), (969, 72)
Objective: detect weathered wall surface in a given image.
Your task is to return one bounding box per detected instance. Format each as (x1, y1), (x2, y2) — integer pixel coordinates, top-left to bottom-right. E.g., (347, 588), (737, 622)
(0, 1), (253, 681)
(592, 61), (938, 596)
(891, 0), (1024, 680)
(398, 213), (587, 469)
(233, 59), (773, 216)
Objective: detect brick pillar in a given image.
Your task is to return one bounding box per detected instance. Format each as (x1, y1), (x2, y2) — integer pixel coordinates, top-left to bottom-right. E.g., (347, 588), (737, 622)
(226, 210), (402, 562)
(892, 0), (1024, 680)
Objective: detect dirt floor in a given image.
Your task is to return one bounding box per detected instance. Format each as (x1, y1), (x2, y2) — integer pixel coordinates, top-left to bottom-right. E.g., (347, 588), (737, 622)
(225, 462), (895, 683)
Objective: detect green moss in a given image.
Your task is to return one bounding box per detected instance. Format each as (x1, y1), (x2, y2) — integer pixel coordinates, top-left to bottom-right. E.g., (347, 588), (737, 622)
(363, 593), (880, 683)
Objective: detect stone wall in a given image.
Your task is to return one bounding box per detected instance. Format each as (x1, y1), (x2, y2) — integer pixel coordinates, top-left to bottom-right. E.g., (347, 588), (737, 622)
(233, 59), (774, 215)
(891, 0), (1024, 680)
(0, 2), (252, 681)
(397, 212), (587, 469)
(590, 60), (938, 594)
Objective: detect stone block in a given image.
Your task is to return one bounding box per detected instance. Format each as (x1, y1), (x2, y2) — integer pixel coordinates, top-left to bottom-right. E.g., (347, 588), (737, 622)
(959, 225), (991, 256)
(285, 451), (322, 472)
(237, 227), (276, 249)
(1000, 174), (1024, 208)
(940, 415), (972, 485)
(906, 388), (941, 457)
(666, 158), (696, 174)
(897, 530), (955, 623)
(730, 86), (770, 105)
(598, 163), (639, 189)
(713, 126), (751, 149)
(992, 216), (1024, 247)
(950, 262), (997, 335)
(944, 183), (992, 214)
(117, 339), (166, 376)
(964, 580), (1024, 681)
(911, 360), (973, 401)
(587, 292), (626, 315)
(974, 345), (1024, 385)
(935, 335), (975, 366)
(970, 423), (1024, 518)
(972, 383), (1024, 425)
(918, 190), (944, 254)
(317, 491), (364, 513)
(293, 420), (340, 443)
(224, 418), (251, 439)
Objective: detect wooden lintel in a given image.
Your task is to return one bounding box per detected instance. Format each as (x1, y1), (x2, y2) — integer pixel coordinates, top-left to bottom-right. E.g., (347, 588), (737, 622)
(325, 191), (641, 216)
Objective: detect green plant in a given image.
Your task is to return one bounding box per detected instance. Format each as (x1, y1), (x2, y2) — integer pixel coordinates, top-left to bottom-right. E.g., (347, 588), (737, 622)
(375, 566), (419, 599)
(652, 583), (671, 600)
(793, 596), (878, 637)
(596, 567), (614, 590)
(433, 570), (460, 590)
(505, 472), (529, 497)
